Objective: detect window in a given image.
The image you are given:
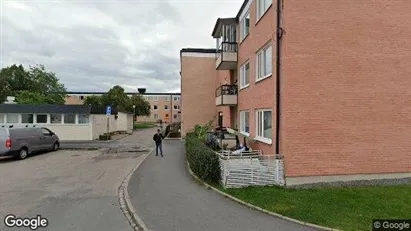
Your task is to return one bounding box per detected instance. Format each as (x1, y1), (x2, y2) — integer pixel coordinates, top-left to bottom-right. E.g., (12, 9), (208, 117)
(240, 111), (250, 135)
(153, 96), (158, 101)
(256, 0), (272, 21)
(173, 105), (180, 110)
(22, 114), (34, 124)
(173, 114), (178, 119)
(36, 114), (48, 123)
(164, 96), (170, 101)
(240, 12), (250, 41)
(0, 114), (4, 123)
(153, 105), (158, 110)
(240, 62), (250, 88)
(78, 114), (89, 124)
(6, 114), (19, 123)
(173, 96), (180, 101)
(51, 114), (62, 124)
(154, 114), (159, 119)
(256, 44), (272, 81)
(256, 109), (272, 143)
(80, 96), (84, 100)
(41, 128), (52, 136)
(64, 114), (76, 124)
(164, 105), (169, 110)
(147, 96), (153, 101)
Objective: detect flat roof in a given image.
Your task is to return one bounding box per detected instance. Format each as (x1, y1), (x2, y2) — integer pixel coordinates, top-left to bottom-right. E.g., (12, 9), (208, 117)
(180, 48), (216, 54)
(66, 92), (181, 96)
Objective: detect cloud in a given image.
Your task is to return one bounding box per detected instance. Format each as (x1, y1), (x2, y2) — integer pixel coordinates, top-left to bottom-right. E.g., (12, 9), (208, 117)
(1, 0), (243, 93)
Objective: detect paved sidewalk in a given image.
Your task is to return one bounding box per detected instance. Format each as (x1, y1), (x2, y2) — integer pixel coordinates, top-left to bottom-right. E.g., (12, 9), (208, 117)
(128, 140), (318, 231)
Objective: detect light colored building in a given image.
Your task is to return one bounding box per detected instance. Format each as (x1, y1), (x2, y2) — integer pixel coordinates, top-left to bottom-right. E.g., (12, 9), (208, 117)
(0, 104), (133, 141)
(65, 92), (181, 124)
(180, 0), (411, 186)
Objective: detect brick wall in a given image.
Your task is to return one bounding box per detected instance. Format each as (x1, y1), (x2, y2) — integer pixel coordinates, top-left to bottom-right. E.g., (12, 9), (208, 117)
(282, 0), (411, 177)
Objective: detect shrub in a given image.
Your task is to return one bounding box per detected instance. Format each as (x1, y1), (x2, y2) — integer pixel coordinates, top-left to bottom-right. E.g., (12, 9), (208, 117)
(185, 132), (221, 184)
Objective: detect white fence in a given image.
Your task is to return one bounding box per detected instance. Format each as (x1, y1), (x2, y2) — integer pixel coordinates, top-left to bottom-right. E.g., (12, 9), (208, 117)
(218, 150), (285, 188)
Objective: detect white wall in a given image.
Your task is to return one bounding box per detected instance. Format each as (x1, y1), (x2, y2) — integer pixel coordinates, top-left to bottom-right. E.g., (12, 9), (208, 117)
(116, 112), (133, 134)
(44, 124), (92, 141)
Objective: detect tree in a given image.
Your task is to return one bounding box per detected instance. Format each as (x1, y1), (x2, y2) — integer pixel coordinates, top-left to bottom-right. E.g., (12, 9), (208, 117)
(83, 86), (151, 116)
(83, 95), (102, 106)
(129, 94), (151, 117)
(0, 64), (67, 104)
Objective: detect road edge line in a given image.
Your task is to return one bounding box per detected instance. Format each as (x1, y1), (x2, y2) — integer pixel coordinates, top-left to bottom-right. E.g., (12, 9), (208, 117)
(184, 159), (341, 231)
(119, 147), (154, 231)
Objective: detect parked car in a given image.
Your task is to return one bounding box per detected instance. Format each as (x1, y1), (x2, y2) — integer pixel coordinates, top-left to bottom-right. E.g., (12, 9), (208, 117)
(0, 127), (60, 160)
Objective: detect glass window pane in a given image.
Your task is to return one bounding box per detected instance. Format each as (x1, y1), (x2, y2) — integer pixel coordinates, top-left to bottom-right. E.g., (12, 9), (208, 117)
(64, 114), (76, 124)
(263, 111), (272, 139)
(6, 114), (19, 123)
(265, 46), (272, 75)
(245, 63), (250, 85)
(0, 114), (4, 123)
(22, 114), (34, 124)
(51, 114), (62, 124)
(78, 114), (89, 124)
(36, 114), (47, 123)
(245, 112), (249, 133)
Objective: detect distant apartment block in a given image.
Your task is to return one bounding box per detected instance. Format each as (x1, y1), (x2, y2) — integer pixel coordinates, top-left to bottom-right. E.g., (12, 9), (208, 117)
(180, 0), (411, 186)
(65, 92), (181, 123)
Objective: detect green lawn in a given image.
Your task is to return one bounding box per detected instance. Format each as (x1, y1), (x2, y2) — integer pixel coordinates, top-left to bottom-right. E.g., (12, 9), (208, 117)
(134, 122), (157, 129)
(219, 185), (411, 231)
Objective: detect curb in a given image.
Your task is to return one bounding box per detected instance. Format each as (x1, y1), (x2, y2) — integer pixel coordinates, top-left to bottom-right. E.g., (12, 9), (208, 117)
(118, 147), (154, 231)
(184, 160), (341, 231)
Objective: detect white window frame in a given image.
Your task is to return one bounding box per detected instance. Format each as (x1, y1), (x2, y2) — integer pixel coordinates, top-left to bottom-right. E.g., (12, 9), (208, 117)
(78, 114), (90, 124)
(154, 114), (159, 119)
(173, 105), (180, 110)
(239, 110), (250, 136)
(164, 105), (169, 110)
(51, 114), (63, 124)
(0, 114), (4, 124)
(256, 43), (272, 82)
(21, 114), (34, 124)
(64, 114), (76, 124)
(153, 96), (158, 101)
(255, 109), (272, 144)
(240, 61), (250, 89)
(173, 114), (178, 119)
(173, 96), (180, 101)
(153, 105), (158, 110)
(256, 0), (272, 22)
(6, 114), (19, 124)
(240, 11), (250, 42)
(36, 114), (48, 124)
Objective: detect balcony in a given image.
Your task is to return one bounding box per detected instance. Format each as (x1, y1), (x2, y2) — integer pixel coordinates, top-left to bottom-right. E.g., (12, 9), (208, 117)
(215, 85), (238, 106)
(212, 18), (237, 70)
(216, 42), (238, 70)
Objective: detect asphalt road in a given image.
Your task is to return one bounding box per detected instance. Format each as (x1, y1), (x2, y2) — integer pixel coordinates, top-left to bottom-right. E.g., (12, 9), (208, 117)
(128, 140), (318, 231)
(0, 128), (157, 231)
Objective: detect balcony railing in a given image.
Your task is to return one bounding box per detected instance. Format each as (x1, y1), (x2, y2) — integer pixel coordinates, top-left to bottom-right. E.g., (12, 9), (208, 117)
(215, 85), (238, 97)
(216, 42), (238, 60)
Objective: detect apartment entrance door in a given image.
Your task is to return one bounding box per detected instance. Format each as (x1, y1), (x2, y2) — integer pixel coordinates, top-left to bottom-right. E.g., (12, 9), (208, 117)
(218, 112), (223, 128)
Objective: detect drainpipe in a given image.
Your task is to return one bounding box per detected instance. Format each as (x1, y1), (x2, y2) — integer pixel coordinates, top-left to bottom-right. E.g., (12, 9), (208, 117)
(275, 0), (283, 155)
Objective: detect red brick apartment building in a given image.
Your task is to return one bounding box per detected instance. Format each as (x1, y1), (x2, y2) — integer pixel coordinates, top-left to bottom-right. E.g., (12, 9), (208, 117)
(180, 0), (411, 185)
(65, 92), (181, 123)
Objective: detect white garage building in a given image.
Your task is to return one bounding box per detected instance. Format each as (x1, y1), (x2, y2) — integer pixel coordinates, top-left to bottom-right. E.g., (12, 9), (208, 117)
(0, 104), (133, 141)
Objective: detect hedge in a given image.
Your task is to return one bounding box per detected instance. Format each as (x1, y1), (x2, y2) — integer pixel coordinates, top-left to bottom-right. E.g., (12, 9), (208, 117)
(185, 132), (221, 184)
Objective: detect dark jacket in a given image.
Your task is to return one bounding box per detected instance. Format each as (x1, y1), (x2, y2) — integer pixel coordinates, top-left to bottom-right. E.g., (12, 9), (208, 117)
(153, 133), (164, 144)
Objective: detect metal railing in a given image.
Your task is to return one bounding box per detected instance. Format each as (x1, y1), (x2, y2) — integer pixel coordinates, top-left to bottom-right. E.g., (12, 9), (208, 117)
(216, 42), (238, 60)
(215, 85), (238, 97)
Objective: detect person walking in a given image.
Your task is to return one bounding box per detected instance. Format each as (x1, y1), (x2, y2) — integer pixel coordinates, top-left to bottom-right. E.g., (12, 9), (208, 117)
(153, 129), (164, 157)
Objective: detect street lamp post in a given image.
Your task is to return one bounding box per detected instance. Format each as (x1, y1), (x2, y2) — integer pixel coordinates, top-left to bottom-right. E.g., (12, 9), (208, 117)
(132, 105), (136, 130)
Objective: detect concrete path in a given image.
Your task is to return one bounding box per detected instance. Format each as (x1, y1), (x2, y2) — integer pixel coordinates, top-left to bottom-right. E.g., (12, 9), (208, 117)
(0, 128), (157, 231)
(128, 140), (318, 231)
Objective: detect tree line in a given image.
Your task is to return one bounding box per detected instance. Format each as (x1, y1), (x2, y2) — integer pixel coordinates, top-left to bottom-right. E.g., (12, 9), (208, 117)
(0, 64), (150, 116)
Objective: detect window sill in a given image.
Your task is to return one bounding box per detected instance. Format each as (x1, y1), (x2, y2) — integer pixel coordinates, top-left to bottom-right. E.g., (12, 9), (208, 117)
(240, 131), (250, 137)
(239, 33), (249, 45)
(255, 4), (272, 26)
(239, 84), (250, 91)
(255, 73), (272, 84)
(255, 136), (272, 144)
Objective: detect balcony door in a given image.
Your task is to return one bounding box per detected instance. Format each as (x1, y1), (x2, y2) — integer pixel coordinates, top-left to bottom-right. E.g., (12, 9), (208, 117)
(218, 112), (223, 128)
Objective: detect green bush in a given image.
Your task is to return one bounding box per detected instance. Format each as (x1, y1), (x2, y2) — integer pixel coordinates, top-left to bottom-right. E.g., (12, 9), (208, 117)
(185, 132), (221, 184)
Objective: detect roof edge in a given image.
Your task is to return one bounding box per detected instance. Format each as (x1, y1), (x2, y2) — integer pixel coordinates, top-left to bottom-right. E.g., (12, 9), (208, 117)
(235, 0), (250, 21)
(180, 48), (216, 54)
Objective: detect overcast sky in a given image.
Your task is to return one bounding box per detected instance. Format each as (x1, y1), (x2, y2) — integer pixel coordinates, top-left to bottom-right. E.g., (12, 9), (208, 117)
(1, 0), (243, 93)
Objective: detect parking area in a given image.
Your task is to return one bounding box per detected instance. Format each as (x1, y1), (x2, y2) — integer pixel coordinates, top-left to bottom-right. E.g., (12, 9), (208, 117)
(0, 127), (156, 231)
